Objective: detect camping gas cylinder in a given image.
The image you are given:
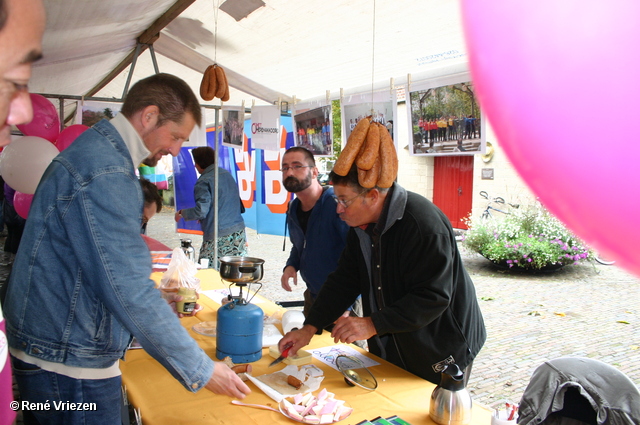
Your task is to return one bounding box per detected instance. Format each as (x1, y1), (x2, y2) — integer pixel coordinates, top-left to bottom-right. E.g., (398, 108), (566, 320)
(216, 300), (264, 363)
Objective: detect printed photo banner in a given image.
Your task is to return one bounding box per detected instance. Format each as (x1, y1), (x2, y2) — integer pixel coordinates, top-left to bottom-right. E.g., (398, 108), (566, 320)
(174, 116), (295, 237)
(75, 100), (121, 127)
(340, 90), (397, 148)
(221, 106), (245, 150)
(292, 99), (333, 157)
(249, 105), (281, 152)
(406, 72), (486, 156)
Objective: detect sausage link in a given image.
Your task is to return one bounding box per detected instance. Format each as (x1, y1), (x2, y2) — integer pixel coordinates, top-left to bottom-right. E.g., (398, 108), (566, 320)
(333, 117), (370, 176)
(356, 121), (380, 170)
(377, 123), (397, 188)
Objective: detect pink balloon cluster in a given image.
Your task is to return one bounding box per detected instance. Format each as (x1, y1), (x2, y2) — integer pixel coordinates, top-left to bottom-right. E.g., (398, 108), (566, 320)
(13, 191), (33, 220)
(16, 94), (60, 143)
(461, 1), (640, 276)
(2, 94), (89, 218)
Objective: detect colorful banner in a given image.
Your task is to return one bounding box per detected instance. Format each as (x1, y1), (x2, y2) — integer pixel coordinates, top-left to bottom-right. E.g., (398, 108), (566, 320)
(174, 116), (294, 237)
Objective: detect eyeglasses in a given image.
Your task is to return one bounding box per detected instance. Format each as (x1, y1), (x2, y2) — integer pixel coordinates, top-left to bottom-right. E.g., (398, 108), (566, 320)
(332, 191), (365, 209)
(280, 165), (312, 172)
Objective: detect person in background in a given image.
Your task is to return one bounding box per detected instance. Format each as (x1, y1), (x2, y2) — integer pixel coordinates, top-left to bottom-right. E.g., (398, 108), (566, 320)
(140, 177), (163, 234)
(175, 146), (246, 269)
(2, 182), (23, 255)
(279, 163), (486, 385)
(280, 147), (351, 317)
(4, 74), (250, 425)
(0, 1), (44, 424)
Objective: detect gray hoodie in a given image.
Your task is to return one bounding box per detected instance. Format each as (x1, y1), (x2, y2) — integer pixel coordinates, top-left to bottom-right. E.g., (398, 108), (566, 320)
(518, 357), (640, 425)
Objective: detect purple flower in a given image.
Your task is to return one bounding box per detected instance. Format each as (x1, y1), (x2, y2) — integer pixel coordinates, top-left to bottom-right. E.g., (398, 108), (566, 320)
(527, 258), (533, 263)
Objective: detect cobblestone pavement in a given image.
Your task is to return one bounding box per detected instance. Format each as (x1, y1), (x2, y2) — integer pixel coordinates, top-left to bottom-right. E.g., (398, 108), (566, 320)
(3, 207), (640, 413)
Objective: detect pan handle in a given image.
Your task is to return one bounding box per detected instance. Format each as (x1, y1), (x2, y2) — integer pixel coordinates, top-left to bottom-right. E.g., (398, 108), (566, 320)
(239, 266), (256, 273)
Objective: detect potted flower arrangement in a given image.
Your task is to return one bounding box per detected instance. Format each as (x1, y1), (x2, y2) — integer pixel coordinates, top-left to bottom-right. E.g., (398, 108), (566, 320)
(462, 201), (592, 271)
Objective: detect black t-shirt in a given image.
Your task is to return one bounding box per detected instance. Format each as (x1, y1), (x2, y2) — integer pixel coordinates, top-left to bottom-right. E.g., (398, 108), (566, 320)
(296, 203), (313, 234)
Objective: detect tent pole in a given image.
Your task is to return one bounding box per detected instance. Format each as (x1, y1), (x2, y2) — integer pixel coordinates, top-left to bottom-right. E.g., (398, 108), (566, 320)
(213, 108), (219, 268)
(58, 98), (64, 132)
(122, 43), (143, 99)
(149, 45), (160, 74)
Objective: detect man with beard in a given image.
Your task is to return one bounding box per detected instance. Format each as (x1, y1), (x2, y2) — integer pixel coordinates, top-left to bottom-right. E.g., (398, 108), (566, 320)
(280, 147), (350, 317)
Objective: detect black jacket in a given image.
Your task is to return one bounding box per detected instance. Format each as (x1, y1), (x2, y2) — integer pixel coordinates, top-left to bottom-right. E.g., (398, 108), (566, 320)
(305, 183), (486, 384)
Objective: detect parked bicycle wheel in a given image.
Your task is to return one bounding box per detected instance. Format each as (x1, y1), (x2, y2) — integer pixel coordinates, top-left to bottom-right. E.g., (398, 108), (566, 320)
(595, 255), (616, 266)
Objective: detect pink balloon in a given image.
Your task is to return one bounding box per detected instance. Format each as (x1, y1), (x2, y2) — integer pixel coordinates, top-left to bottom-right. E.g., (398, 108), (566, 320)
(13, 191), (34, 220)
(16, 93), (60, 143)
(55, 124), (89, 151)
(461, 1), (640, 277)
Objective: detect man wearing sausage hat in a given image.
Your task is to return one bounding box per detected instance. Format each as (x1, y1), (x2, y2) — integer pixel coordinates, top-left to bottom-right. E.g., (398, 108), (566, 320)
(279, 123), (486, 384)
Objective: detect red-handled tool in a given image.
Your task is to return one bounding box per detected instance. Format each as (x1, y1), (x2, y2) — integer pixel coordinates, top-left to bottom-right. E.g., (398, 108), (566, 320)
(268, 342), (293, 367)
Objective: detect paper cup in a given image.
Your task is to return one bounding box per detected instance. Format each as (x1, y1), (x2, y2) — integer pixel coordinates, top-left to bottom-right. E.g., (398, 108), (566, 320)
(492, 410), (518, 425)
(199, 258), (210, 268)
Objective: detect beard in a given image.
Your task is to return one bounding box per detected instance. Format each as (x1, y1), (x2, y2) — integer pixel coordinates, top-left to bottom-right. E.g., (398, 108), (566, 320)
(283, 172), (313, 193)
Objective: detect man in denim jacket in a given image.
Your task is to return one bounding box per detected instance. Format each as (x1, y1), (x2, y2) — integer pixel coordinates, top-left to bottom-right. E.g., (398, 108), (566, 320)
(3, 74), (250, 424)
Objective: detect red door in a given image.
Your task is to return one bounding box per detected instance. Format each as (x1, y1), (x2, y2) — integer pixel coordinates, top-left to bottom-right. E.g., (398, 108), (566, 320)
(433, 156), (474, 229)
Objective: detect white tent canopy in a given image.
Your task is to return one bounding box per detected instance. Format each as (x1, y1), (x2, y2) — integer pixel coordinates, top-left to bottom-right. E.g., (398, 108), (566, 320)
(32, 0), (470, 122)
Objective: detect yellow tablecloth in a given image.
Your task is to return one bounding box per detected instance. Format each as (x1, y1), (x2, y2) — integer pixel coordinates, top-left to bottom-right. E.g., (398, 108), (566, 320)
(119, 269), (492, 424)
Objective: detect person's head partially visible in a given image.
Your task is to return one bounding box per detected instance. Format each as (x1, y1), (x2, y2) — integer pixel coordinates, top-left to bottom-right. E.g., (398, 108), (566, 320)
(140, 177), (163, 226)
(329, 164), (389, 228)
(0, 0), (45, 147)
(122, 73), (202, 166)
(190, 146), (215, 174)
(281, 146), (317, 193)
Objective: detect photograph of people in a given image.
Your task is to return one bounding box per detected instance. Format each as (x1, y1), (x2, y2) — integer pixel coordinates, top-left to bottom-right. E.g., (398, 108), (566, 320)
(410, 81), (483, 155)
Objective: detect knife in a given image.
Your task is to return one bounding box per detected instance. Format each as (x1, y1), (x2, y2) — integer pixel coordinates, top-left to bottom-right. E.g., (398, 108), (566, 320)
(268, 342), (293, 367)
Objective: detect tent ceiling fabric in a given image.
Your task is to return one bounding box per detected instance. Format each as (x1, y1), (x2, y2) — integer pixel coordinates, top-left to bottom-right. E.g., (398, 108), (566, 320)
(33, 0), (469, 113)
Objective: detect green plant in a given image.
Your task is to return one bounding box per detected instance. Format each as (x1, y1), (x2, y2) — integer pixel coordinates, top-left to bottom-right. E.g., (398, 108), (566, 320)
(462, 202), (592, 270)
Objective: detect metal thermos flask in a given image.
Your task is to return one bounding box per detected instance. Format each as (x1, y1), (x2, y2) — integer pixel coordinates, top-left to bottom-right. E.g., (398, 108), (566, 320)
(180, 239), (196, 262)
(429, 363), (473, 425)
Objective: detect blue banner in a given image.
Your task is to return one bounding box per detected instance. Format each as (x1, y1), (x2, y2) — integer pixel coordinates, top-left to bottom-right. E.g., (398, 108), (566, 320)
(174, 116), (295, 236)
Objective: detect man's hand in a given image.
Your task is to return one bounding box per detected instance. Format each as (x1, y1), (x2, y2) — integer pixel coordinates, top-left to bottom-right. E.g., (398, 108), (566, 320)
(331, 316), (376, 344)
(205, 362), (251, 399)
(174, 211), (182, 222)
(278, 324), (317, 356)
(280, 266), (298, 292)
(160, 289), (201, 318)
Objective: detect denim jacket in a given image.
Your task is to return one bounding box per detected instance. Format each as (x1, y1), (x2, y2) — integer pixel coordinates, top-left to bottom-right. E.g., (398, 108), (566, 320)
(3, 119), (214, 392)
(181, 165), (245, 240)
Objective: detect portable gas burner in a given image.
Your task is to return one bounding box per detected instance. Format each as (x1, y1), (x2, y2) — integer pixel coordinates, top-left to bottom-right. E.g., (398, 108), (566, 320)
(216, 256), (265, 363)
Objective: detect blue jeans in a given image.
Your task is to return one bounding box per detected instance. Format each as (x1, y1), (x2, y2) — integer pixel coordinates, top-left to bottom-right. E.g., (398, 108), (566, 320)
(11, 356), (123, 425)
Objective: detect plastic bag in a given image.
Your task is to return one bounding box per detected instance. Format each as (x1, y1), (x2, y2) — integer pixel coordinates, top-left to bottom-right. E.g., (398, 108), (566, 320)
(159, 247), (200, 292)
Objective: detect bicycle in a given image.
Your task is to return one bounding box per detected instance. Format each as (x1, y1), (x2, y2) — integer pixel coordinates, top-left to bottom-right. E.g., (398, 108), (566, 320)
(479, 191), (519, 219)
